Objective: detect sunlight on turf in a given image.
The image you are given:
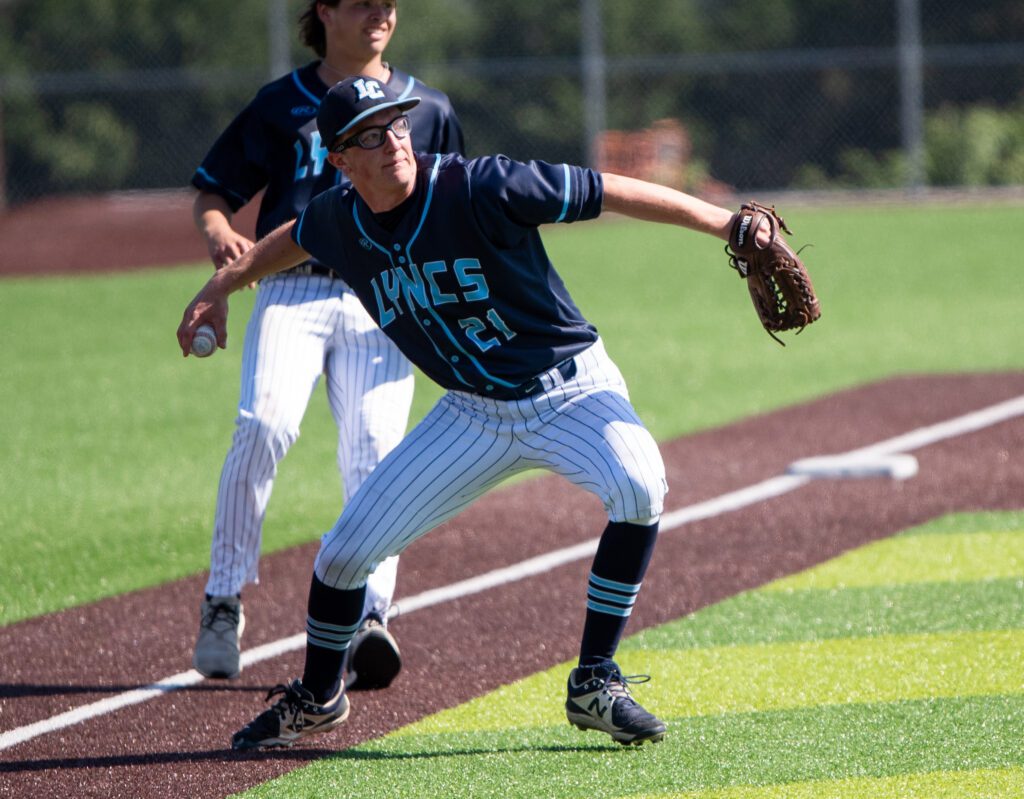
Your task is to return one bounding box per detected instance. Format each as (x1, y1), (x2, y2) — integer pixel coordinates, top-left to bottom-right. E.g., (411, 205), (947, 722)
(621, 766), (1024, 798)
(398, 629), (1024, 735)
(766, 530), (1024, 592)
(235, 512), (1024, 798)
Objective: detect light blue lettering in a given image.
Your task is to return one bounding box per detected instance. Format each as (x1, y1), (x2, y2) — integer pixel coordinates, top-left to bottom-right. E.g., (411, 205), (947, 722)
(381, 269), (404, 315)
(309, 132), (328, 176)
(370, 277), (396, 328)
(422, 261), (457, 305)
(396, 263), (430, 309)
(293, 133), (329, 181)
(459, 317), (500, 351)
(486, 308), (517, 342)
(293, 140), (307, 181)
(454, 258), (489, 302)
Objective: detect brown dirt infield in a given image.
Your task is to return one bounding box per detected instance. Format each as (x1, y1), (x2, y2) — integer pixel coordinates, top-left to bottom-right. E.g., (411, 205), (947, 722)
(1, 371), (1023, 798)
(0, 191), (258, 276)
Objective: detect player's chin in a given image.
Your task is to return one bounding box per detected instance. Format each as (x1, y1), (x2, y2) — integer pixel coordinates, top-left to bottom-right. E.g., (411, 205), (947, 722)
(381, 159), (411, 177)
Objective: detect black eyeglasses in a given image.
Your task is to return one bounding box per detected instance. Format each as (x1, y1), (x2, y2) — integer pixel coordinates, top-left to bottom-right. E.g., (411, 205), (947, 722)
(332, 114), (411, 153)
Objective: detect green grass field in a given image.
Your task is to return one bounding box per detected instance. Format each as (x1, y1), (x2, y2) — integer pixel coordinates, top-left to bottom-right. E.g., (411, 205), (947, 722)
(0, 202), (1021, 625)
(236, 510), (1024, 798)
(2, 201), (1023, 797)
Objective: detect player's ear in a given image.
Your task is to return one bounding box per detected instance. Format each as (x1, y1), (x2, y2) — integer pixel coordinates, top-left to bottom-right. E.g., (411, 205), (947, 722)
(327, 151), (349, 174)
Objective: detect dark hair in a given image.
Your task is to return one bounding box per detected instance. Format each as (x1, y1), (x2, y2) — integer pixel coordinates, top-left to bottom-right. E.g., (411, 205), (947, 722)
(299, 0), (341, 58)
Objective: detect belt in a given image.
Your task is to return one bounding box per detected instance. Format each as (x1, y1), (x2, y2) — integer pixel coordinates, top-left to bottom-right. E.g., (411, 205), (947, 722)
(486, 357), (578, 401)
(287, 262), (335, 277)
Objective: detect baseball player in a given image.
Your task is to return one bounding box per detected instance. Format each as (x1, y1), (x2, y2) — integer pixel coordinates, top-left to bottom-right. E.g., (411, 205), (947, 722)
(189, 0), (464, 687)
(178, 77), (773, 748)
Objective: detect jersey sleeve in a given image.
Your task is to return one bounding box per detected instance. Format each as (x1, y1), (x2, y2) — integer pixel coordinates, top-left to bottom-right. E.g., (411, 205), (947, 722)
(190, 103), (272, 212)
(291, 188), (344, 269)
(466, 156), (603, 247)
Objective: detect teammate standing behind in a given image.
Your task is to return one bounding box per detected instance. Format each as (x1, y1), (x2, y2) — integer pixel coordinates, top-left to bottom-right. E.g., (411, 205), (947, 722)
(178, 77), (788, 749)
(189, 0), (464, 686)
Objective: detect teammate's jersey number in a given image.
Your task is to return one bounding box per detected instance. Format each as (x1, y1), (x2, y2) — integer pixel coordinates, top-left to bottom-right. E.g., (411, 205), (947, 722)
(459, 309), (516, 352)
(294, 132), (329, 181)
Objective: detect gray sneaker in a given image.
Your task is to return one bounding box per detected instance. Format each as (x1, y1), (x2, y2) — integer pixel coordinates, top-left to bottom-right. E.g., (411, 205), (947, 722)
(192, 595), (244, 679)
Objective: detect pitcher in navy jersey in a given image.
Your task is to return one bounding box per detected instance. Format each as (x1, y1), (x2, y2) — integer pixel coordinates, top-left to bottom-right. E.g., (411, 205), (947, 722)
(188, 0), (463, 688)
(179, 76), (784, 749)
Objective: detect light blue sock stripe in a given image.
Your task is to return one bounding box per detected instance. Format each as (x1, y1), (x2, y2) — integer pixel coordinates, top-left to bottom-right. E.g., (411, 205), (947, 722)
(306, 618), (361, 635)
(306, 632), (352, 652)
(589, 573), (642, 593)
(305, 626), (356, 645)
(586, 599), (634, 618)
(587, 587), (638, 606)
(306, 616), (359, 652)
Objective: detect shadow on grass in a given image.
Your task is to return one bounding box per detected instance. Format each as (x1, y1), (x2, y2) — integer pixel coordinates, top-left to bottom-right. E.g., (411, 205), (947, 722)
(1, 739), (627, 774)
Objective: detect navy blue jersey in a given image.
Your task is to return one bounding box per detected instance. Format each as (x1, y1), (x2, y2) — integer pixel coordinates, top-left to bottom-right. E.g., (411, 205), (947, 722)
(292, 153), (603, 394)
(191, 63), (463, 243)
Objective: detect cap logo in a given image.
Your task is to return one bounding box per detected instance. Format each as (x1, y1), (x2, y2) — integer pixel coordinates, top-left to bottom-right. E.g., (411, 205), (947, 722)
(353, 78), (386, 101)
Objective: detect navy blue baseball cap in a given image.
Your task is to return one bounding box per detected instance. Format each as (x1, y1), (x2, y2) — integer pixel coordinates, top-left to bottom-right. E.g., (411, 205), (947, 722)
(318, 76), (421, 150)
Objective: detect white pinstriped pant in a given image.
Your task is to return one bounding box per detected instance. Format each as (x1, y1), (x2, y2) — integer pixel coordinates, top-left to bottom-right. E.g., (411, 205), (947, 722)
(206, 273), (414, 621)
(313, 338), (667, 590)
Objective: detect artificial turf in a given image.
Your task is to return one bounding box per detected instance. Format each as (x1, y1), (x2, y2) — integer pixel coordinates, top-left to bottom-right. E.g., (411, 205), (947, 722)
(236, 511), (1024, 798)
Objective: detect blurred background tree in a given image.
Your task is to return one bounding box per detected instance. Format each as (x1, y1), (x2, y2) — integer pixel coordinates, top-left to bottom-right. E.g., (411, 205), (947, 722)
(0, 0), (1021, 204)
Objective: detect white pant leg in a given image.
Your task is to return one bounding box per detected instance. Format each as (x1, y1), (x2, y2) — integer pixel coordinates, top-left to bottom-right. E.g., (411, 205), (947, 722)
(313, 392), (525, 590)
(205, 275), (336, 597)
(323, 288), (414, 621)
(311, 340), (666, 591)
(518, 340), (667, 523)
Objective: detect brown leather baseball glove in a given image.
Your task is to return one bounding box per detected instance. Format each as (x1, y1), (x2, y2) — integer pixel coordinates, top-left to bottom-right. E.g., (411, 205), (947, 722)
(725, 201), (821, 345)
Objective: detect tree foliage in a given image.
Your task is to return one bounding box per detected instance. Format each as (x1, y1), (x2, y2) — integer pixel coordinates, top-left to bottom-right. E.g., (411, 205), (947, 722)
(1, 0), (1022, 202)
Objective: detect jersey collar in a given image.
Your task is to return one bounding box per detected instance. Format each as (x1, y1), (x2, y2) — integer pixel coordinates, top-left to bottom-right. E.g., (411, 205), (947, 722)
(351, 153), (441, 255)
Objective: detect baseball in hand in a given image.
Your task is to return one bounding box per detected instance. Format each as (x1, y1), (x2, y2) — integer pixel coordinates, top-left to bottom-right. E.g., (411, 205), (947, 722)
(190, 324), (218, 358)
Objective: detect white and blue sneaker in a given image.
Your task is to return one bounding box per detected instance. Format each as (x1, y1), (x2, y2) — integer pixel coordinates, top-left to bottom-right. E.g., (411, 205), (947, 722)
(565, 659), (667, 745)
(231, 679), (349, 750)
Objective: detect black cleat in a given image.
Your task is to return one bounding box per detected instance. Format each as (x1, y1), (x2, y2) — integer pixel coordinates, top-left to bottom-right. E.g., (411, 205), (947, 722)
(565, 659), (667, 745)
(345, 614), (402, 691)
(231, 679), (349, 750)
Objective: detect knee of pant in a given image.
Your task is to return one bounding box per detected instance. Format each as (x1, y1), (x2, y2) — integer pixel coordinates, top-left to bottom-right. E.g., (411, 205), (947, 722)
(233, 410), (298, 463)
(313, 553), (369, 591)
(611, 473), (668, 525)
(313, 527), (376, 590)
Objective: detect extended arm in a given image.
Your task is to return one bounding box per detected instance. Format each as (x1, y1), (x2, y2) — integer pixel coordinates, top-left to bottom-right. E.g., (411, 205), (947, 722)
(192, 190), (256, 269)
(176, 220), (309, 356)
(600, 173), (736, 241)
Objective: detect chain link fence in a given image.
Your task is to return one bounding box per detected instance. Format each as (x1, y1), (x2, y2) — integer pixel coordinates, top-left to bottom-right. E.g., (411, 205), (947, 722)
(1, 0), (1022, 208)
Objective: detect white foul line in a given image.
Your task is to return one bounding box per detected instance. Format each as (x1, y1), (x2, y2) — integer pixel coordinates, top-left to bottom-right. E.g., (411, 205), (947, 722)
(3, 392), (1023, 752)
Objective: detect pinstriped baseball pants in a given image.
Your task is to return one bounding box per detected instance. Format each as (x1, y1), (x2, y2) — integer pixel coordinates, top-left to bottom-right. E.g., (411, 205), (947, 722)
(313, 338), (668, 590)
(206, 273), (414, 620)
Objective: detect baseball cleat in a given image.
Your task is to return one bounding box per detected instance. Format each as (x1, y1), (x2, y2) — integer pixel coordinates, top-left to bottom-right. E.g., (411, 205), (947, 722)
(345, 613), (402, 691)
(231, 679), (350, 750)
(565, 659), (667, 745)
(193, 596), (245, 679)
